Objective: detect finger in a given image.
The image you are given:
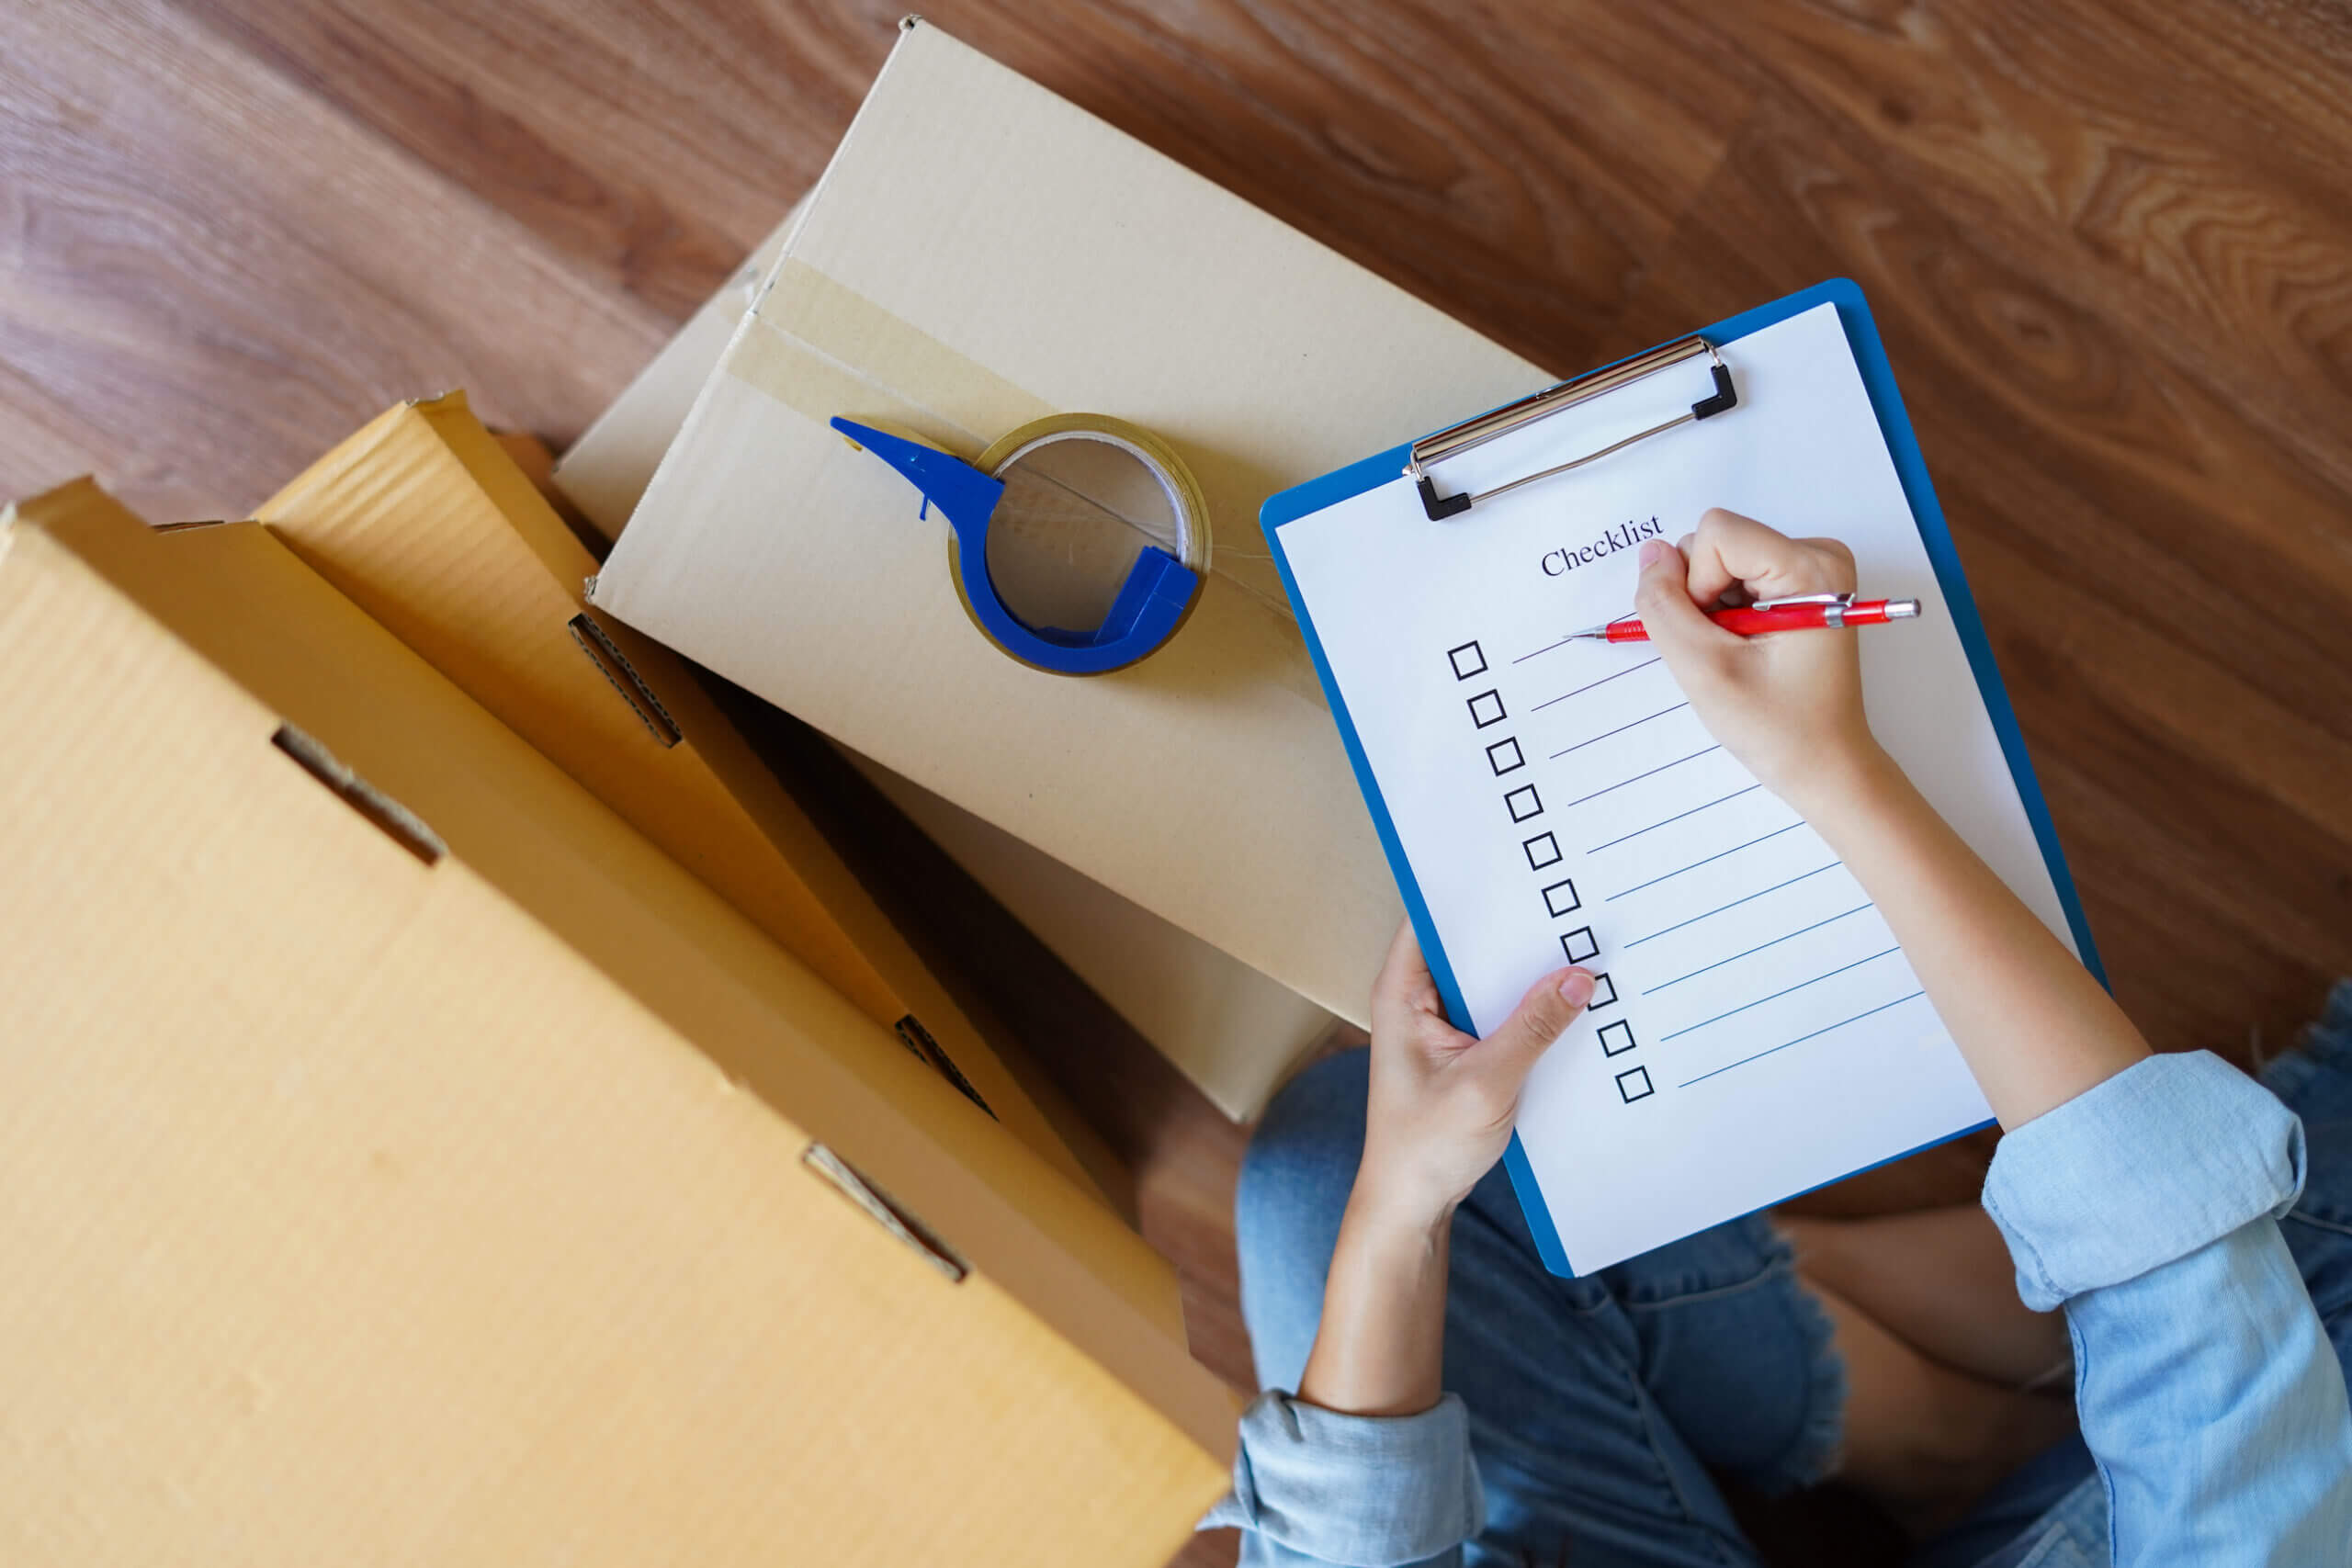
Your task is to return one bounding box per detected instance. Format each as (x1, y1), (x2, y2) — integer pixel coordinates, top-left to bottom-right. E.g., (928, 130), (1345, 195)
(1689, 508), (1846, 602)
(1370, 919), (1439, 1033)
(1633, 537), (1738, 662)
(1477, 966), (1596, 1077)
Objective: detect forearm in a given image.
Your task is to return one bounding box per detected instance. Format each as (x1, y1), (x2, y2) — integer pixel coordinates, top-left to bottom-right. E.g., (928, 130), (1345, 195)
(1794, 746), (2148, 1130)
(1297, 1185), (1453, 1416)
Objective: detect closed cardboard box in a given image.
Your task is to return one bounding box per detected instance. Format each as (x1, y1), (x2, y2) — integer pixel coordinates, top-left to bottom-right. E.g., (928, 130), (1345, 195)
(553, 202), (1338, 1120)
(0, 480), (1232, 1565)
(591, 20), (1557, 1044)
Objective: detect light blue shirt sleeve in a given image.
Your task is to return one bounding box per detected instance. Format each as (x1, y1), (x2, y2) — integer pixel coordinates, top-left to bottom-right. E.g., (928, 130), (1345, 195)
(1983, 1050), (2352, 1566)
(1200, 1390), (1480, 1568)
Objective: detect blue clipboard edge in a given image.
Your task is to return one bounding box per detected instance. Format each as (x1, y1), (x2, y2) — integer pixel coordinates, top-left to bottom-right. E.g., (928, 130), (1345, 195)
(1261, 278), (2107, 1278)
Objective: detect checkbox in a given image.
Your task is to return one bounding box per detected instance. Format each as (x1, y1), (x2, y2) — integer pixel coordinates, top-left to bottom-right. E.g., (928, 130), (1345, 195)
(1504, 784), (1543, 822)
(1559, 925), (1599, 964)
(1599, 1020), (1636, 1057)
(1487, 737), (1525, 775)
(1466, 690), (1507, 728)
(1542, 879), (1579, 917)
(1615, 1065), (1654, 1102)
(1586, 972), (1617, 1009)
(1523, 831), (1562, 871)
(1448, 641), (1487, 680)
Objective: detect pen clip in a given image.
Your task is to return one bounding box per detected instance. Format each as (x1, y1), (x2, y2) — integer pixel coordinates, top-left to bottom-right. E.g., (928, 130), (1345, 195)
(1748, 592), (1854, 611)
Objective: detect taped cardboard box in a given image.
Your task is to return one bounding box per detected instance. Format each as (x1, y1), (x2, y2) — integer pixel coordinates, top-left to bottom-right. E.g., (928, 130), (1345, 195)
(255, 389), (1107, 1201)
(591, 20), (1556, 1044)
(551, 205), (1336, 1121)
(0, 480), (1234, 1565)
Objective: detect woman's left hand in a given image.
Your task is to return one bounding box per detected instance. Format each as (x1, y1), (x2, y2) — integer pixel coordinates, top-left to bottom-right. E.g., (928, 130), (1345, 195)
(1358, 921), (1596, 1226)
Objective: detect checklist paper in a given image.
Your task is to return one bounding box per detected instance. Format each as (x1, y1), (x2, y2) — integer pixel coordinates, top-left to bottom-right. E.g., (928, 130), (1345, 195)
(1276, 302), (2080, 1272)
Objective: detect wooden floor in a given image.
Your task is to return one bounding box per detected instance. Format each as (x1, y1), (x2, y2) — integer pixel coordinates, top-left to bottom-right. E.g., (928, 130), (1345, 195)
(8, 3), (2352, 1563)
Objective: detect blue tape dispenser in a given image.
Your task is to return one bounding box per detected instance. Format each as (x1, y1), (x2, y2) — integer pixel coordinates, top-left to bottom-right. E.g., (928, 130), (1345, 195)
(830, 412), (1214, 676)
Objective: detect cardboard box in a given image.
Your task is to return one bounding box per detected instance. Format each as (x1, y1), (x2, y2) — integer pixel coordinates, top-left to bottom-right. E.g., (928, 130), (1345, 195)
(256, 390), (1102, 1199)
(590, 20), (1556, 1041)
(551, 205), (1337, 1120)
(0, 479), (1234, 1564)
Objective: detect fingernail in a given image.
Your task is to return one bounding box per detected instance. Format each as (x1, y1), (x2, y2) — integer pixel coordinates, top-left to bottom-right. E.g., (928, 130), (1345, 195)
(1559, 969), (1595, 1005)
(1637, 539), (1668, 567)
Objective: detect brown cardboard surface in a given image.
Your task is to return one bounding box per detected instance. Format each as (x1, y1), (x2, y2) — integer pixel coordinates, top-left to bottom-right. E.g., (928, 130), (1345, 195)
(0, 480), (1233, 1562)
(548, 204), (1337, 1120)
(593, 21), (1556, 1034)
(254, 392), (1107, 1203)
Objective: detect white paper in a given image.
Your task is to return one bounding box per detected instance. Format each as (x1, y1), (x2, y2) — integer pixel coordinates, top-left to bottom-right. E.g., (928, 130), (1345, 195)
(1279, 303), (2076, 1272)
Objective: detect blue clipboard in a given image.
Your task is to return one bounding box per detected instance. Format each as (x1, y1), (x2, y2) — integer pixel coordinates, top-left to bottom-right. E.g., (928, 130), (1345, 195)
(1260, 277), (2106, 1277)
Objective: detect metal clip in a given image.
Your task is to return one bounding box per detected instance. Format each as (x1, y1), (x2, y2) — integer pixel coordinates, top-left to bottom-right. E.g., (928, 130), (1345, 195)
(1406, 336), (1739, 521)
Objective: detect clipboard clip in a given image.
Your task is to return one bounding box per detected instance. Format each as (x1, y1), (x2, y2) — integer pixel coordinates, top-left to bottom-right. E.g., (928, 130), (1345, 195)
(1404, 336), (1737, 522)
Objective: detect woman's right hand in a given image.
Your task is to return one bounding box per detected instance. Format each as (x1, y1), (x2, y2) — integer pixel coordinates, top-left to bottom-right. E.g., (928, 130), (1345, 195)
(1631, 508), (1884, 812)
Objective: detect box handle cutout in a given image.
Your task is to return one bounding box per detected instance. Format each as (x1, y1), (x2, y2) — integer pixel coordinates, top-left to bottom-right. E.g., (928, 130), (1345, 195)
(568, 613), (682, 747)
(802, 1144), (968, 1283)
(271, 726), (447, 866)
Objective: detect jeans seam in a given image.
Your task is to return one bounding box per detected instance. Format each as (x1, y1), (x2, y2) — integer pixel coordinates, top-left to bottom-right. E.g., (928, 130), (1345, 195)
(2283, 1207), (2352, 1239)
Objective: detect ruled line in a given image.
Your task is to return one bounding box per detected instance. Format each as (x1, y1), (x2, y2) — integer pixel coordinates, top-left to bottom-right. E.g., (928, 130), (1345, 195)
(1642, 905), (1876, 996)
(1559, 746), (1721, 811)
(1530, 658), (1660, 710)
(1607, 820), (1804, 899)
(1587, 785), (1761, 853)
(1659, 947), (1903, 1043)
(1548, 703), (1690, 760)
(1515, 636), (1578, 665)
(1678, 991), (1928, 1089)
(1626, 863), (1841, 948)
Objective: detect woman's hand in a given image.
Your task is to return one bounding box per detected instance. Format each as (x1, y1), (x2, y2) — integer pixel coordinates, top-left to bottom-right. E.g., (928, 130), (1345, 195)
(1297, 924), (1592, 1417)
(1358, 921), (1596, 1228)
(1632, 508), (1882, 812)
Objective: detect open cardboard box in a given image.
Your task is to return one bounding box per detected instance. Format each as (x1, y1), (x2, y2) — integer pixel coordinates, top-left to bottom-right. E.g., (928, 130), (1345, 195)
(0, 479), (1234, 1565)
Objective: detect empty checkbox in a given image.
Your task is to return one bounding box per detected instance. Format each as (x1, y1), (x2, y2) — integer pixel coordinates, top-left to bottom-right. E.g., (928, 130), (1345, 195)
(1615, 1065), (1654, 1102)
(1586, 972), (1617, 1009)
(1487, 737), (1525, 775)
(1448, 641), (1487, 680)
(1467, 690), (1506, 728)
(1542, 879), (1579, 917)
(1599, 1020), (1636, 1057)
(1559, 925), (1599, 964)
(1523, 832), (1562, 871)
(1505, 784), (1543, 822)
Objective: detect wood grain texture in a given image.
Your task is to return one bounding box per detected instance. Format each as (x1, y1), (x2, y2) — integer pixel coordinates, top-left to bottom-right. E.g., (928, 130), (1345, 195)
(6, 3), (2351, 1562)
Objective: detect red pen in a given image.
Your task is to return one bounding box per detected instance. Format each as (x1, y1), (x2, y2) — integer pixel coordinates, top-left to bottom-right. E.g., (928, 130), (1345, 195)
(1570, 592), (1922, 644)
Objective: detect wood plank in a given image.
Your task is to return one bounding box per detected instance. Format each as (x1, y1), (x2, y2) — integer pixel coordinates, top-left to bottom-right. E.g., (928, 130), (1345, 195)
(0, 0), (666, 521)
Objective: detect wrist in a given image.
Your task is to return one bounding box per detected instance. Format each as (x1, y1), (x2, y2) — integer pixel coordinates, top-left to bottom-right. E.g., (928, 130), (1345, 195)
(1342, 1168), (1461, 1247)
(1775, 734), (1905, 827)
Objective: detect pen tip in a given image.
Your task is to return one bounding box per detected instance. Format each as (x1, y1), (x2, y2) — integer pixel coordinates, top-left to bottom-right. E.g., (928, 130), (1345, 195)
(1567, 624), (1608, 640)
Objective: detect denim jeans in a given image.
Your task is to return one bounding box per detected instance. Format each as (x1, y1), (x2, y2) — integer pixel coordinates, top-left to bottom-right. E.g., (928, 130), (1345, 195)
(1233, 980), (2352, 1568)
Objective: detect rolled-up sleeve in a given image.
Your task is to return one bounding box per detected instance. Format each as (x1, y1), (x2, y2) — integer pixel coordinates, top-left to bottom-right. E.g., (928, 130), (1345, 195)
(1984, 1051), (2352, 1565)
(1199, 1391), (1481, 1568)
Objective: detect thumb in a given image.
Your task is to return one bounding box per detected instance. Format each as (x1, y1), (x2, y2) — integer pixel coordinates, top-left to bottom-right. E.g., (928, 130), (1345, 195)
(1632, 537), (1729, 661)
(1479, 967), (1596, 1077)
